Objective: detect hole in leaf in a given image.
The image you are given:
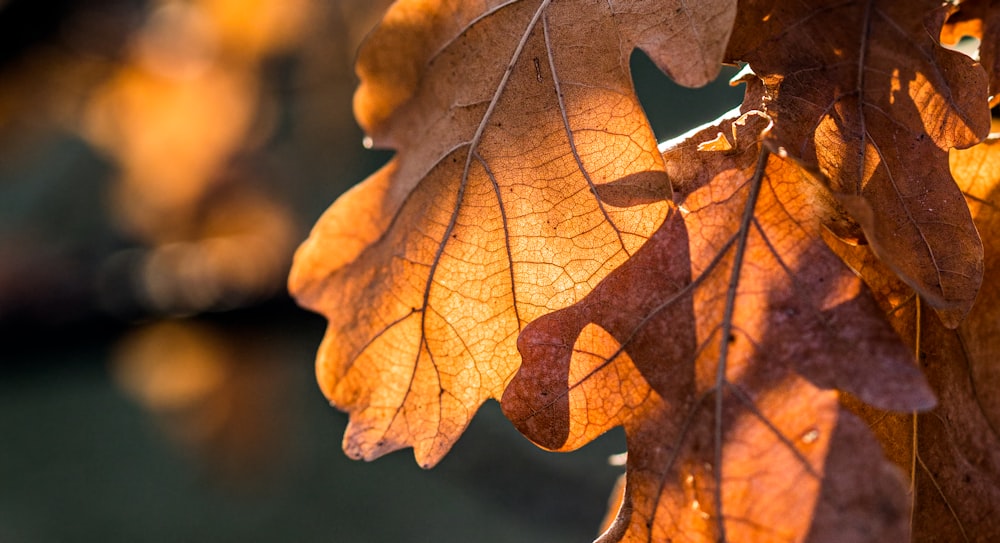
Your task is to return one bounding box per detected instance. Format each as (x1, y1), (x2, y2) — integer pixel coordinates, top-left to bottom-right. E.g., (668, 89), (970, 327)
(630, 50), (744, 142)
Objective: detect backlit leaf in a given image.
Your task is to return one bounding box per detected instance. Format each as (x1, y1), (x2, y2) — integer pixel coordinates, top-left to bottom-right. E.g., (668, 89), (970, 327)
(727, 0), (991, 326)
(288, 0), (737, 467)
(503, 113), (934, 542)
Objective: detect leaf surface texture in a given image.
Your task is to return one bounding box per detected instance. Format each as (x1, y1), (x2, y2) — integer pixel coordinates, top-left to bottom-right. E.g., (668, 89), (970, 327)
(289, 0), (737, 466)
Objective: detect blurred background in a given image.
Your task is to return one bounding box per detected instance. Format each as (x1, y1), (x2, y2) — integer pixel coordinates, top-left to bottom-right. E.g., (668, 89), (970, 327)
(0, 1), (743, 541)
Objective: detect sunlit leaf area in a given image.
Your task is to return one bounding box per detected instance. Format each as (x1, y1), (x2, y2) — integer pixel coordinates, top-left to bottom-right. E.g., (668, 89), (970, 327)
(0, 2), (743, 541)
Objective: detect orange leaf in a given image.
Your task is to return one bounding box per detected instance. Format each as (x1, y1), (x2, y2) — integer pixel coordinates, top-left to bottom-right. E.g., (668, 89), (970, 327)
(503, 113), (934, 541)
(288, 0), (737, 467)
(727, 0), (991, 326)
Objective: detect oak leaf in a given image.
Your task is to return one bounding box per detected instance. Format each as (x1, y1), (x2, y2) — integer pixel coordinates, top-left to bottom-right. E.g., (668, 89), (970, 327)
(502, 113), (935, 542)
(831, 135), (1000, 541)
(288, 0), (737, 466)
(726, 0), (991, 326)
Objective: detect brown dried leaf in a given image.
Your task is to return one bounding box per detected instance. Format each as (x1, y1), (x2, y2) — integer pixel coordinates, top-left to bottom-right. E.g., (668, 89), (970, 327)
(288, 0), (737, 467)
(942, 0), (1000, 107)
(502, 114), (934, 542)
(832, 136), (1000, 541)
(727, 0), (991, 326)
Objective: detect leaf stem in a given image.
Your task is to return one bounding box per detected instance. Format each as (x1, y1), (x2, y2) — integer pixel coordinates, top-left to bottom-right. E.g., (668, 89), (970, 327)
(713, 145), (771, 541)
(910, 295), (920, 533)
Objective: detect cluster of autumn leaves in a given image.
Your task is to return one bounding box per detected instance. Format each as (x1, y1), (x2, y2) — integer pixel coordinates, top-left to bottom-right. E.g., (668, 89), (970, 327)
(288, 0), (1000, 541)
